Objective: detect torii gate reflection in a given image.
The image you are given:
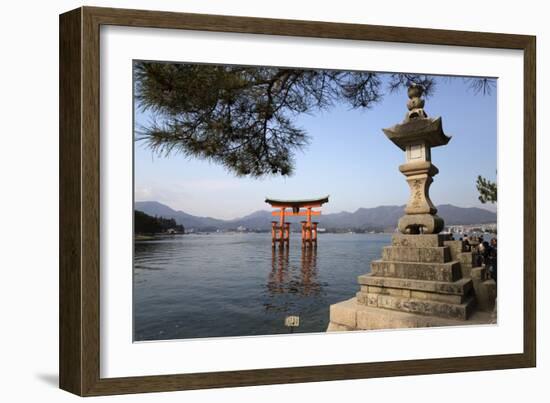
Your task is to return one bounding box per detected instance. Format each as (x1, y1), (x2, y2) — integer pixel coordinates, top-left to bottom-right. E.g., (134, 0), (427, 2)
(265, 196), (329, 248)
(265, 245), (321, 312)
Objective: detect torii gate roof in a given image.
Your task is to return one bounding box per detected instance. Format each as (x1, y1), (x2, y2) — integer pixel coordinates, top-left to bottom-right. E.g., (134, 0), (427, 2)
(265, 196), (329, 208)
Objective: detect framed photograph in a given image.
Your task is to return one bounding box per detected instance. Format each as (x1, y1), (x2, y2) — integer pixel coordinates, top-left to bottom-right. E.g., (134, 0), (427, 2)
(59, 6), (536, 396)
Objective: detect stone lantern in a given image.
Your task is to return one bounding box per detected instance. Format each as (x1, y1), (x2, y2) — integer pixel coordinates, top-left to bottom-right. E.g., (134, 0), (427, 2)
(326, 84), (497, 332)
(382, 84), (450, 234)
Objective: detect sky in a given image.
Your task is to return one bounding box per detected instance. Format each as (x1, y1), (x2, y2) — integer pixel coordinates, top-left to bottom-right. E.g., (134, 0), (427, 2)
(134, 70), (497, 220)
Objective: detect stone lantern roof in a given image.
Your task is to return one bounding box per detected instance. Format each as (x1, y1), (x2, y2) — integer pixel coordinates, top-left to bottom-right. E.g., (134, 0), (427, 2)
(382, 83), (451, 151)
(383, 117), (450, 151)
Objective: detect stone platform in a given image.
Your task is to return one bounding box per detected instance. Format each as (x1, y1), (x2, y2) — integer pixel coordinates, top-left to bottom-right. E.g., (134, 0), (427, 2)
(327, 233), (496, 332)
(327, 297), (496, 332)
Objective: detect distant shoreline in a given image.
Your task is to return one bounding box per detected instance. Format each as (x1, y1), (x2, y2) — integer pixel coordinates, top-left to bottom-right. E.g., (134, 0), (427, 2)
(134, 230), (496, 242)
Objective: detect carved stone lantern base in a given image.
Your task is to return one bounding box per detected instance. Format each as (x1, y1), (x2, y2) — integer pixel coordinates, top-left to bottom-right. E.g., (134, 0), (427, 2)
(398, 213), (444, 234)
(397, 160), (443, 234)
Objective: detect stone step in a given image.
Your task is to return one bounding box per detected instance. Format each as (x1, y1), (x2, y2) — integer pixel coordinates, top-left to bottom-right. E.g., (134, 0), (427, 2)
(370, 259), (462, 282)
(359, 287), (465, 304)
(358, 274), (472, 296)
(382, 245), (451, 263)
(391, 233), (451, 248)
(357, 285), (466, 304)
(357, 291), (475, 320)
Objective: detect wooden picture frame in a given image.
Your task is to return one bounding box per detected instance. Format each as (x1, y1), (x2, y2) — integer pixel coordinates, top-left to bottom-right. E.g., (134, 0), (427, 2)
(59, 6), (536, 396)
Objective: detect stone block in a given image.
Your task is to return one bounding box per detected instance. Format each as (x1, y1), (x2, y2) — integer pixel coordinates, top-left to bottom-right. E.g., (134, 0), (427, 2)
(375, 293), (474, 320)
(355, 291), (380, 307)
(410, 290), (464, 304)
(469, 267), (496, 312)
(457, 252), (479, 278)
(370, 260), (462, 282)
(471, 266), (488, 280)
(358, 287), (412, 299)
(366, 285), (383, 294)
(355, 305), (455, 330)
(381, 246), (450, 263)
(327, 298), (496, 332)
(328, 298), (357, 328)
(358, 274), (472, 295)
(354, 304), (490, 330)
(370, 286), (411, 297)
(391, 233), (450, 248)
(443, 240), (464, 260)
(356, 291), (369, 305)
(459, 251), (476, 267)
(475, 279), (497, 312)
(359, 285), (466, 305)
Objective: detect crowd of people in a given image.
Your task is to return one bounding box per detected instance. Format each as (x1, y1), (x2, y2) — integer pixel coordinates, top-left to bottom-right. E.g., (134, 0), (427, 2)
(459, 234), (497, 282)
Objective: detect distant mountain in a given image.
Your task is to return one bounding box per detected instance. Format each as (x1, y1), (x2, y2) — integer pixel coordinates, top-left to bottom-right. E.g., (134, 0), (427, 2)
(227, 210), (274, 230)
(135, 201), (496, 232)
(436, 204), (496, 225)
(319, 205), (405, 229)
(135, 201), (226, 231)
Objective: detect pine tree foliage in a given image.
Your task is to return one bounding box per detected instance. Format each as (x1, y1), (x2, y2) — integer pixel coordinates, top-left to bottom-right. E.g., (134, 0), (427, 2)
(476, 175), (497, 204)
(134, 63), (435, 177)
(134, 62), (494, 178)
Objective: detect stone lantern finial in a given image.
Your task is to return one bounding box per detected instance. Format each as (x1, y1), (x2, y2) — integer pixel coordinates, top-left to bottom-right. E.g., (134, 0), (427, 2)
(405, 84), (427, 122)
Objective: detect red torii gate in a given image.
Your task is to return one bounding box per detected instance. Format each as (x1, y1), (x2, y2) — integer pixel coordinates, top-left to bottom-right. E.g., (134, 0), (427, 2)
(265, 196), (329, 248)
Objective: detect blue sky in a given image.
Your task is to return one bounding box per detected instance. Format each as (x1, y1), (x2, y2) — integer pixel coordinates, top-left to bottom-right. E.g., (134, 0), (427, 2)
(134, 71), (497, 220)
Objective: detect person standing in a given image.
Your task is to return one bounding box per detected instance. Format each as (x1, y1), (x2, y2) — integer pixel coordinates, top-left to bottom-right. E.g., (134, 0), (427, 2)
(463, 234), (471, 251)
(488, 238), (498, 282)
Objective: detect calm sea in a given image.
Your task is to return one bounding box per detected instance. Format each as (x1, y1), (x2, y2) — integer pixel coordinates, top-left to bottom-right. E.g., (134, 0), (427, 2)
(133, 232), (391, 341)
